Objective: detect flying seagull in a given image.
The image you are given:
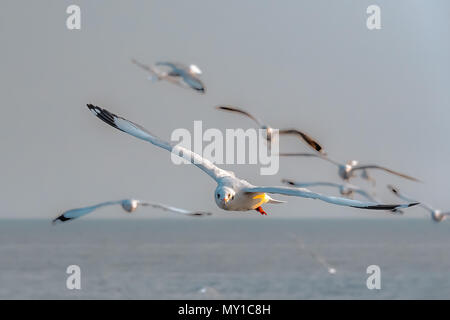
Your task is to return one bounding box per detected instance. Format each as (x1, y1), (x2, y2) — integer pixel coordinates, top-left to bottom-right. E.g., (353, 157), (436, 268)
(288, 233), (336, 275)
(388, 185), (449, 222)
(131, 59), (205, 94)
(279, 153), (420, 185)
(86, 104), (418, 215)
(52, 199), (212, 224)
(283, 179), (403, 214)
(216, 105), (325, 154)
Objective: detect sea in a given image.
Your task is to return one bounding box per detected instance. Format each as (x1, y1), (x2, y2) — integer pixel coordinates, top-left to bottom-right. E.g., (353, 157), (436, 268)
(0, 218), (449, 299)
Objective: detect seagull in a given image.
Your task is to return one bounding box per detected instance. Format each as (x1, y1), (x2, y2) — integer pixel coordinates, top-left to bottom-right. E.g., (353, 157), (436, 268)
(52, 199), (212, 224)
(388, 185), (449, 222)
(216, 105), (325, 154)
(86, 104), (418, 215)
(283, 179), (403, 214)
(279, 153), (420, 186)
(131, 59), (205, 94)
(289, 233), (336, 275)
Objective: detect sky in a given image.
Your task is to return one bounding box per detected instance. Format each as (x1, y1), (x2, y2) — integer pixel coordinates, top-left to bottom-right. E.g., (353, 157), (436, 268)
(1, 0), (449, 219)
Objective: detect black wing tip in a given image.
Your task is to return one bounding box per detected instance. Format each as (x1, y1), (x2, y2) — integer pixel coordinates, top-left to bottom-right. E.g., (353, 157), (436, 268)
(52, 215), (72, 225)
(216, 105), (233, 111)
(352, 202), (420, 211)
(281, 179), (295, 186)
(86, 104), (122, 131)
(362, 204), (400, 210)
(387, 184), (398, 194)
(196, 87), (206, 94)
(190, 211), (212, 217)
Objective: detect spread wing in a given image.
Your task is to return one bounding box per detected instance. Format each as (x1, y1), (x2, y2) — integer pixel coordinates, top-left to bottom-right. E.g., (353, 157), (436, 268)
(87, 104), (232, 182)
(215, 105), (264, 127)
(387, 185), (433, 213)
(278, 129), (325, 154)
(282, 179), (378, 202)
(282, 180), (342, 189)
(180, 74), (206, 93)
(278, 153), (341, 166)
(131, 58), (161, 76)
(155, 61), (188, 72)
(140, 202), (212, 216)
(243, 186), (418, 211)
(52, 201), (120, 224)
(155, 62), (205, 93)
(352, 165), (420, 182)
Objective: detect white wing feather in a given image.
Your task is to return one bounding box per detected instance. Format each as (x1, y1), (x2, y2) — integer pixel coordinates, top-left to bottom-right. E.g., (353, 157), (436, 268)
(243, 186), (417, 210)
(87, 104), (232, 182)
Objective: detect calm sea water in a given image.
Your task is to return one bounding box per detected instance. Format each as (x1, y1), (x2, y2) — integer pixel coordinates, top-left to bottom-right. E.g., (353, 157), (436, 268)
(0, 218), (449, 299)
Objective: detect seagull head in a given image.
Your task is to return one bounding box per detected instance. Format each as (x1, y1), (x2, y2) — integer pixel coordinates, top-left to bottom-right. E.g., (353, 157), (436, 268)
(189, 64), (202, 75)
(347, 160), (359, 167)
(432, 210), (445, 223)
(121, 199), (139, 213)
(260, 125), (274, 143)
(214, 186), (235, 209)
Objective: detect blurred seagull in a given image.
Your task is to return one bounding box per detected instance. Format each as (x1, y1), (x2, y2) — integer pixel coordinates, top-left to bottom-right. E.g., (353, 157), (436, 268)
(279, 153), (420, 185)
(86, 104), (418, 215)
(283, 179), (403, 214)
(388, 185), (449, 222)
(52, 199), (212, 224)
(216, 105), (325, 154)
(131, 59), (205, 94)
(289, 233), (336, 275)
(282, 179), (377, 202)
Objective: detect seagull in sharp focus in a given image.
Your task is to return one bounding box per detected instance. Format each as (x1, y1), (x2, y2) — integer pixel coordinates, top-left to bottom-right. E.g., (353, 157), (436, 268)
(216, 105), (325, 154)
(86, 104), (418, 215)
(388, 185), (449, 222)
(52, 199), (212, 224)
(279, 153), (420, 186)
(131, 59), (205, 94)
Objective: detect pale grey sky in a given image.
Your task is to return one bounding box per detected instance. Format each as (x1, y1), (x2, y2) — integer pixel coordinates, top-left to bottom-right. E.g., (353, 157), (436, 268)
(1, 1), (449, 219)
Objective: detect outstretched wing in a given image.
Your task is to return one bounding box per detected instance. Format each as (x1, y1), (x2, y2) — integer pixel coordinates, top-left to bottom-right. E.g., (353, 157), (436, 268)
(87, 104), (232, 182)
(278, 129), (325, 154)
(180, 74), (206, 93)
(141, 202), (212, 217)
(131, 58), (161, 76)
(215, 105), (264, 127)
(282, 179), (342, 189)
(52, 201), (120, 224)
(283, 179), (378, 202)
(155, 61), (188, 72)
(278, 153), (340, 166)
(387, 185), (433, 213)
(353, 165), (420, 182)
(243, 186), (418, 211)
(350, 188), (378, 203)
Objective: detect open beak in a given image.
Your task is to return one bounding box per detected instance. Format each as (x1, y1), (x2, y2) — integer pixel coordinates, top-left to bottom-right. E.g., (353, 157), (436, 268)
(223, 198), (230, 204)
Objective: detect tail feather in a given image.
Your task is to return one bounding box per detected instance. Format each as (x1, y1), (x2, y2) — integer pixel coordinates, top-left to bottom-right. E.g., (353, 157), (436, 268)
(267, 196), (286, 204)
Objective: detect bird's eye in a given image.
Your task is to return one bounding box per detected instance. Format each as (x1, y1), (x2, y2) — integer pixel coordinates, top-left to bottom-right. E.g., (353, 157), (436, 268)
(217, 194), (220, 199)
(231, 195), (235, 200)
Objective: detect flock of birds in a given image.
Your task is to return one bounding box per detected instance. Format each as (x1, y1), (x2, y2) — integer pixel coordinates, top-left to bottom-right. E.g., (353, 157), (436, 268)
(53, 59), (447, 225)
